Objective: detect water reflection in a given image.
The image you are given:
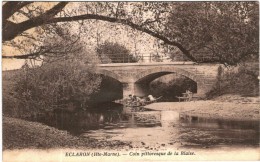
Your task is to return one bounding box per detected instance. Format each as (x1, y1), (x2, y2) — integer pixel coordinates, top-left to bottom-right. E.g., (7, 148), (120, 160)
(38, 103), (162, 135)
(179, 113), (259, 147)
(179, 113), (259, 130)
(35, 103), (259, 148)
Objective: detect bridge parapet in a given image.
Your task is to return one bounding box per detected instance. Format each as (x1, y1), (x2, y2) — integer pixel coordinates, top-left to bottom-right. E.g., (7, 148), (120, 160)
(96, 62), (220, 97)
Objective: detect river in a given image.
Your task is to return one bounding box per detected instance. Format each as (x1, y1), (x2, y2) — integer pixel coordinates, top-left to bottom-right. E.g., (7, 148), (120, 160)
(36, 102), (259, 150)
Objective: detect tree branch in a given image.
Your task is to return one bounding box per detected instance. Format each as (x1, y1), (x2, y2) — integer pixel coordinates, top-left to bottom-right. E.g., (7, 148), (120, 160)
(2, 50), (44, 59)
(3, 8), (196, 61)
(3, 2), (33, 20)
(3, 12), (196, 62)
(3, 2), (69, 42)
(50, 14), (197, 61)
(41, 2), (69, 18)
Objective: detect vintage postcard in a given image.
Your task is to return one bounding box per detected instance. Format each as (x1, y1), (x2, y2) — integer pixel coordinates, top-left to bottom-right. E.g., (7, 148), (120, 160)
(2, 1), (259, 162)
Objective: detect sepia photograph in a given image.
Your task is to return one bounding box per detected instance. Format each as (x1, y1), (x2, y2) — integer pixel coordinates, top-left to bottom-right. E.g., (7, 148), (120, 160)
(2, 1), (260, 161)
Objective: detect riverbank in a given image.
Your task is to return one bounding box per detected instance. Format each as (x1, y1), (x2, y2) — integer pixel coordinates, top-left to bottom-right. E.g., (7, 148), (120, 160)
(3, 117), (130, 150)
(145, 95), (260, 121)
(3, 94), (259, 150)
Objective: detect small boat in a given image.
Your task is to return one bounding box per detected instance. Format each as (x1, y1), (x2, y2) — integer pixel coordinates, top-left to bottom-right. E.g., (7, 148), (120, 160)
(125, 102), (142, 107)
(124, 96), (163, 107)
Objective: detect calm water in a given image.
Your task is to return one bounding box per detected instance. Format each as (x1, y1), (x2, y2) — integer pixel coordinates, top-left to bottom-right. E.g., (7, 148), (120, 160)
(37, 102), (259, 149)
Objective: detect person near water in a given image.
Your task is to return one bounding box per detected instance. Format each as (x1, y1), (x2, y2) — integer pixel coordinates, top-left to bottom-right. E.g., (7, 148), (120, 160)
(186, 89), (191, 94)
(138, 97), (147, 105)
(133, 95), (146, 106)
(185, 89), (193, 101)
(128, 94), (133, 100)
(125, 94), (134, 104)
(134, 95), (144, 102)
(148, 95), (156, 102)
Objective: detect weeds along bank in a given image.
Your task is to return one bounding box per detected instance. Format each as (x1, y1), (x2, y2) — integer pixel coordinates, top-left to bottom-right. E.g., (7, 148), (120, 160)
(2, 59), (101, 119)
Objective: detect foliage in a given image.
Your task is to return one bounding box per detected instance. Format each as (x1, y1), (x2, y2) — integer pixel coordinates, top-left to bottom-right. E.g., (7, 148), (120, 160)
(2, 15), (103, 116)
(96, 41), (138, 63)
(10, 53), (101, 117)
(165, 2), (259, 65)
(2, 70), (24, 117)
(206, 65), (259, 98)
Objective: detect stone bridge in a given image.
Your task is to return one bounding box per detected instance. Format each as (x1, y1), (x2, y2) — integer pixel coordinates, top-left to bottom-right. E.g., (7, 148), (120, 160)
(95, 62), (220, 98)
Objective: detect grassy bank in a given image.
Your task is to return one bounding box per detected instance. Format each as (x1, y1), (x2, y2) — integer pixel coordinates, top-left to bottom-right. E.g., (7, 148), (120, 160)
(145, 95), (260, 121)
(3, 117), (129, 150)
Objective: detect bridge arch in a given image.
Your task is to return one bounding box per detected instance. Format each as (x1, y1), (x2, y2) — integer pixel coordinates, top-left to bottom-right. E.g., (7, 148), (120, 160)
(95, 69), (124, 83)
(132, 66), (204, 97)
(134, 67), (202, 85)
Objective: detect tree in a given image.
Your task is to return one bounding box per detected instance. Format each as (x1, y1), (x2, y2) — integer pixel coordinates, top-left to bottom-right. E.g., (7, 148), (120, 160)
(96, 41), (137, 63)
(2, 2), (197, 61)
(165, 2), (259, 65)
(2, 2), (259, 65)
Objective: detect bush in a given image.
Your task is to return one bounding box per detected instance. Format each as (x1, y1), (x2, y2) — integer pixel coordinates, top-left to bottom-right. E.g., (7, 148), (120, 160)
(4, 56), (101, 118)
(206, 65), (259, 98)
